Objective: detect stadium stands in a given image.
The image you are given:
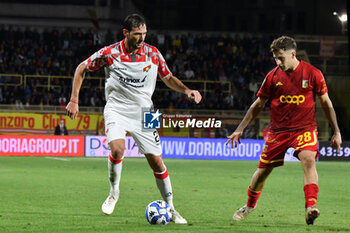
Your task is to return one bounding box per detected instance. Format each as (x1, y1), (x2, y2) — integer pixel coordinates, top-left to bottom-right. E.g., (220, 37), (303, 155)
(0, 26), (276, 110)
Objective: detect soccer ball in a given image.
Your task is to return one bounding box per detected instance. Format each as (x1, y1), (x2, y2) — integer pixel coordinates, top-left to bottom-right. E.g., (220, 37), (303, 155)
(145, 200), (172, 225)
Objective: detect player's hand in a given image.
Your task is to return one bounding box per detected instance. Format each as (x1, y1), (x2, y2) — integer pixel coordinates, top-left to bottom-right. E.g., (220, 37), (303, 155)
(225, 131), (243, 148)
(331, 132), (342, 152)
(66, 101), (79, 120)
(187, 90), (202, 104)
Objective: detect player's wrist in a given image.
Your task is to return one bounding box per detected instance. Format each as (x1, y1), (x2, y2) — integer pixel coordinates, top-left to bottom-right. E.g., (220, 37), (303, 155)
(235, 129), (244, 134)
(70, 98), (79, 104)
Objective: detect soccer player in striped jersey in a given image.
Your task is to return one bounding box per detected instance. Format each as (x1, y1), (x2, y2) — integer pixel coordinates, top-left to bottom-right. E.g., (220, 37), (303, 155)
(66, 13), (201, 224)
(226, 36), (342, 225)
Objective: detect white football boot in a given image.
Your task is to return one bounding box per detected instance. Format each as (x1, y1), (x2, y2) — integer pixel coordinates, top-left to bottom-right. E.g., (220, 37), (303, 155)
(101, 192), (119, 215)
(233, 205), (256, 221)
(170, 209), (187, 224)
(305, 207), (320, 225)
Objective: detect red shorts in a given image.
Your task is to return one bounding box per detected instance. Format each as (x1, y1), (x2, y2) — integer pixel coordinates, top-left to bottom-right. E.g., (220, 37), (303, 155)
(258, 127), (319, 168)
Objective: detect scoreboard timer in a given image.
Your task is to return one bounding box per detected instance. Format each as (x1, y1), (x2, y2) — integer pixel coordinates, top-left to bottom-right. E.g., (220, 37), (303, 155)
(318, 141), (350, 161)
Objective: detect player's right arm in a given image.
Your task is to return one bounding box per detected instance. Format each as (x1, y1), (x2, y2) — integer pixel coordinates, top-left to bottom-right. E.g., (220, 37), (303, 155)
(66, 62), (87, 119)
(226, 97), (267, 147)
(66, 46), (109, 119)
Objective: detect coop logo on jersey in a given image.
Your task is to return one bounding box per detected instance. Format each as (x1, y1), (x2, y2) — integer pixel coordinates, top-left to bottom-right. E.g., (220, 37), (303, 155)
(279, 95), (305, 105)
(302, 80), (308, 88)
(143, 110), (161, 129)
(143, 65), (151, 72)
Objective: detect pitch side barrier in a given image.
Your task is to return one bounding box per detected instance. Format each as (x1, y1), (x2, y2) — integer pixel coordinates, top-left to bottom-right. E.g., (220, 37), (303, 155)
(1, 135), (348, 161)
(0, 135), (84, 156)
(84, 136), (300, 162)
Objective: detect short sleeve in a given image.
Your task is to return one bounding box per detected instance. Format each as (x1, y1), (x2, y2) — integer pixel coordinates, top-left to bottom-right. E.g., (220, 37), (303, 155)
(257, 74), (272, 99)
(84, 46), (111, 71)
(314, 69), (328, 96)
(156, 49), (172, 79)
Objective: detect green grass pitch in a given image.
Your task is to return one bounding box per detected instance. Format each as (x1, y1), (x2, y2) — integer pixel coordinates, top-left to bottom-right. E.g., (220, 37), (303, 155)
(0, 157), (349, 233)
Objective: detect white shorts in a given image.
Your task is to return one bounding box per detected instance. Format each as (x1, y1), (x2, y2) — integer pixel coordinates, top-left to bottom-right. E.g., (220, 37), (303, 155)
(104, 109), (162, 155)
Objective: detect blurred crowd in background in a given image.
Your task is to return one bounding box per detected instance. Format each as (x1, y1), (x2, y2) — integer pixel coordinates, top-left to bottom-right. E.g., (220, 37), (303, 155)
(0, 26), (277, 110)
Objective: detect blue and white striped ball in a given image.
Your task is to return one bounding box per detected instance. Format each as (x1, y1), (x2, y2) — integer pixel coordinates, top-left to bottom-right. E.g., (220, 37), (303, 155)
(145, 200), (172, 225)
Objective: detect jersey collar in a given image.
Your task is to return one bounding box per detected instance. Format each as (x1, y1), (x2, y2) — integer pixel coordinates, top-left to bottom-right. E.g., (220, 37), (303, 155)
(293, 59), (303, 72)
(121, 39), (144, 55)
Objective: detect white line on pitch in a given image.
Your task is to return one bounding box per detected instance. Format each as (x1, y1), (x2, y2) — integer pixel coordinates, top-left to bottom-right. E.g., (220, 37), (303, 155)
(45, 157), (70, 161)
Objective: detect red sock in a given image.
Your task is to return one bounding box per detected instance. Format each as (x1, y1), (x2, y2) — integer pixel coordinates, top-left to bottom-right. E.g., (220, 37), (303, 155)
(153, 169), (169, 179)
(108, 154), (123, 164)
(304, 184), (319, 208)
(247, 187), (262, 208)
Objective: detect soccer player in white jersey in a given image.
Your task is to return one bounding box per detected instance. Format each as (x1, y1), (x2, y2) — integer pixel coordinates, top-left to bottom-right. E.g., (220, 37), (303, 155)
(66, 14), (201, 224)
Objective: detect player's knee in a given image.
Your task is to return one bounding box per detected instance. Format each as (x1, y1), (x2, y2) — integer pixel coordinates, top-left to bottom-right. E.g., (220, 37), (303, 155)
(300, 154), (316, 166)
(110, 146), (124, 158)
(259, 167), (272, 175)
(257, 167), (273, 180)
(303, 158), (316, 169)
(109, 140), (125, 159)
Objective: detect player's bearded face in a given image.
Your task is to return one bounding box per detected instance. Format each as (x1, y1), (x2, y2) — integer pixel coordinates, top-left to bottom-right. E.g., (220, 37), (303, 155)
(127, 24), (147, 50)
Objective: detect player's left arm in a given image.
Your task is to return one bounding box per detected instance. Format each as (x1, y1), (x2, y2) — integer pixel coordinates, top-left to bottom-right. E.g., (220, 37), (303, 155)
(317, 93), (342, 150)
(161, 75), (202, 104)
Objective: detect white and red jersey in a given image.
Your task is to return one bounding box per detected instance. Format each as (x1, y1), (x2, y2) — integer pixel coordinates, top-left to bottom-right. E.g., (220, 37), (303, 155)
(84, 39), (172, 119)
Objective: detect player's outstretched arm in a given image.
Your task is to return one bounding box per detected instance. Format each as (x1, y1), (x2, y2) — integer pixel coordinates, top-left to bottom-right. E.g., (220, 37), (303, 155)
(318, 93), (342, 151)
(66, 62), (87, 120)
(226, 97), (267, 148)
(161, 75), (202, 104)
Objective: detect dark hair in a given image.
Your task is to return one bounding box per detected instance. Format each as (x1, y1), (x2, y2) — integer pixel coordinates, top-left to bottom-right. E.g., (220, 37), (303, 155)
(122, 13), (146, 31)
(270, 36), (297, 53)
